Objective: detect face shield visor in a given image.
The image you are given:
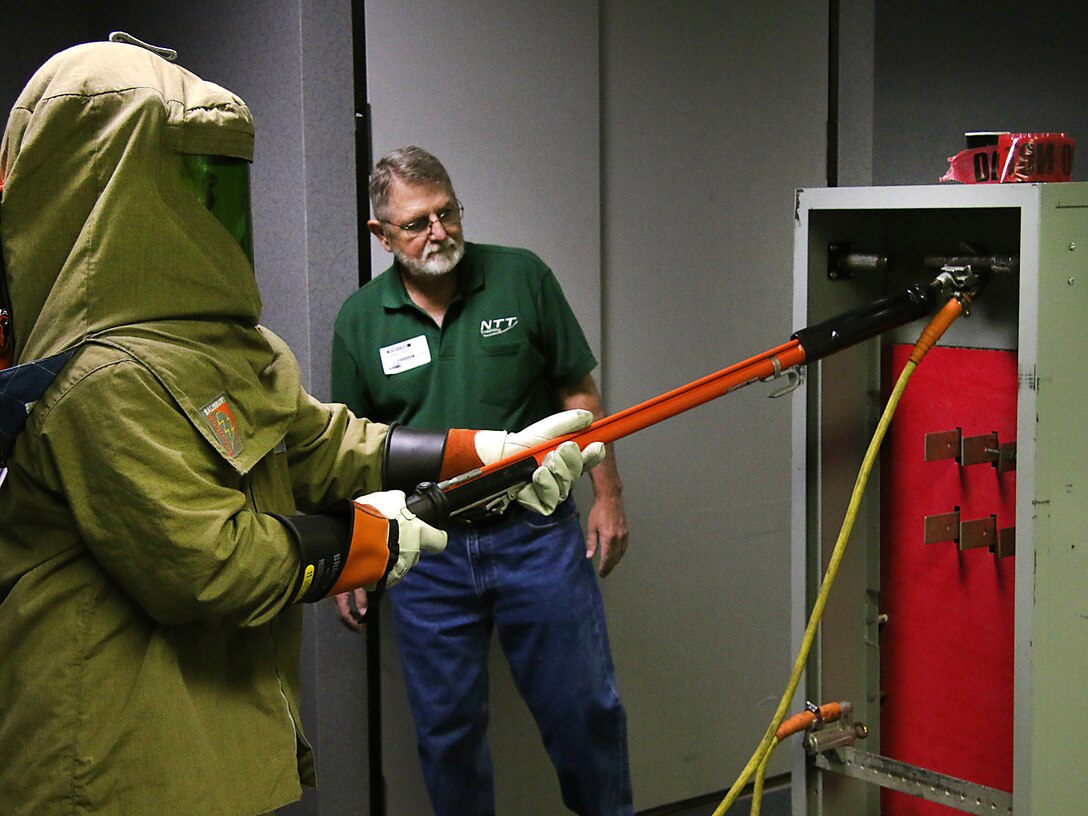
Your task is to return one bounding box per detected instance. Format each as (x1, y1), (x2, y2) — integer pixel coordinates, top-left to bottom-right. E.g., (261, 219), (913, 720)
(179, 154), (254, 265)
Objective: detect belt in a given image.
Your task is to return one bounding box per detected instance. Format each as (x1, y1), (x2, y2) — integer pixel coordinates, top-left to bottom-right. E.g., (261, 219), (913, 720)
(452, 501), (524, 528)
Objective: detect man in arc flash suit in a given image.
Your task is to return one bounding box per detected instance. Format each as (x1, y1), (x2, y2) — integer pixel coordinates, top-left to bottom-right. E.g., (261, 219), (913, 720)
(0, 41), (601, 816)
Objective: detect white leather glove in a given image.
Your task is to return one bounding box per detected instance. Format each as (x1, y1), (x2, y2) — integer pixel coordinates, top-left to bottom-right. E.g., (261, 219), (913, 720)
(473, 409), (606, 514)
(356, 490), (448, 586)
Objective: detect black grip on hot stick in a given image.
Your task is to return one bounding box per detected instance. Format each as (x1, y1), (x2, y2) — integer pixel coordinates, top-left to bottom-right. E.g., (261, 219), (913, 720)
(405, 482), (450, 527)
(791, 283), (936, 363)
(405, 458), (541, 528)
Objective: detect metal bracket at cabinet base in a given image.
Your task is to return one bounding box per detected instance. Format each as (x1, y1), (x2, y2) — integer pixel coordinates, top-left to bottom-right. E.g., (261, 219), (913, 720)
(812, 747), (1013, 816)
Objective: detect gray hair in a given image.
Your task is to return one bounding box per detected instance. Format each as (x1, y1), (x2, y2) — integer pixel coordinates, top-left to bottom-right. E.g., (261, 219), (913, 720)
(369, 146), (455, 220)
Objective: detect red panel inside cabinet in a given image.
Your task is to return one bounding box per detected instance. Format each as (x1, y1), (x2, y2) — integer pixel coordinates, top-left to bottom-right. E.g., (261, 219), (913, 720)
(880, 344), (1016, 815)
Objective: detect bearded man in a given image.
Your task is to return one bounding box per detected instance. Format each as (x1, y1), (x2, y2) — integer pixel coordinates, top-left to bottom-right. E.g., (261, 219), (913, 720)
(331, 146), (633, 816)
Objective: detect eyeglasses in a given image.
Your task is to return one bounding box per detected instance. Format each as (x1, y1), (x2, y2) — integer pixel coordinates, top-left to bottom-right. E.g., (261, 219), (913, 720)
(379, 200), (464, 236)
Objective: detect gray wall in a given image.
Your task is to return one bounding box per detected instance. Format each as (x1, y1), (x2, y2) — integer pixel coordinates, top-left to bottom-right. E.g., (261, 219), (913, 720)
(872, 0), (1088, 185)
(839, 0), (876, 187)
(600, 1), (827, 806)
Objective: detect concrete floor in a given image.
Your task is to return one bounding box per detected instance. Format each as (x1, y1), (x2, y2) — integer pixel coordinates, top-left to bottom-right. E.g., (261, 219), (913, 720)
(637, 779), (791, 816)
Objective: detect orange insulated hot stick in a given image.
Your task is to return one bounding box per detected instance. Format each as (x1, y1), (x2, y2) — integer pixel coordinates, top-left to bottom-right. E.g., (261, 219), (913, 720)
(406, 269), (982, 527)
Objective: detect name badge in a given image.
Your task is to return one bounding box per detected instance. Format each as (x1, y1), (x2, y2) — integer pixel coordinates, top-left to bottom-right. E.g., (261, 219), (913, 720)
(380, 335), (431, 375)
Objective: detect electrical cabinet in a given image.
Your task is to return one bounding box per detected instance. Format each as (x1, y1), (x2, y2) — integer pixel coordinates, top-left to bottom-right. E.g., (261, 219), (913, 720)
(789, 183), (1088, 815)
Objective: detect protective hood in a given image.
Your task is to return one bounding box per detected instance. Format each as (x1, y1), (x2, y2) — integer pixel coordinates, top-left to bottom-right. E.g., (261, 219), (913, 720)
(0, 40), (258, 361)
(0, 41), (297, 473)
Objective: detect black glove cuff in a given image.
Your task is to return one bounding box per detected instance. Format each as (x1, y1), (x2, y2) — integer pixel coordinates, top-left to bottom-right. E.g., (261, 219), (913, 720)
(273, 506), (351, 603)
(382, 424), (449, 492)
(373, 518), (400, 595)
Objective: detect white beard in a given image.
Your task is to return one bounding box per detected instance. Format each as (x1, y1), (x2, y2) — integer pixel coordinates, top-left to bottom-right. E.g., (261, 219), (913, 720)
(395, 236), (465, 277)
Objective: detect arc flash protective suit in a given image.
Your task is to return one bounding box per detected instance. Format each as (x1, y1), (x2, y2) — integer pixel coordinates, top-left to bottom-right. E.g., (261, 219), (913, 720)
(0, 41), (600, 816)
(0, 40), (378, 816)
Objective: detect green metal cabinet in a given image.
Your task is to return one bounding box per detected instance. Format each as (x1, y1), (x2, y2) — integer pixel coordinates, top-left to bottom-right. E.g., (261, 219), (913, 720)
(789, 183), (1088, 815)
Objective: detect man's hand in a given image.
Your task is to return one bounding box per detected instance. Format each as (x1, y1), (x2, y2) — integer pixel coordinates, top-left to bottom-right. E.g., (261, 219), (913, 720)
(334, 588), (368, 633)
(553, 374), (630, 576)
(587, 493), (629, 577)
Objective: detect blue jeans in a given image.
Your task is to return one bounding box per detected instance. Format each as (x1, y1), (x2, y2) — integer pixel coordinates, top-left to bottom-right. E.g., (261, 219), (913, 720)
(388, 498), (633, 816)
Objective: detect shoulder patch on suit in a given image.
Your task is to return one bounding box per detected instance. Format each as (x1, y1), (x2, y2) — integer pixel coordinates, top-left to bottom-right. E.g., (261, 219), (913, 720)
(201, 394), (245, 458)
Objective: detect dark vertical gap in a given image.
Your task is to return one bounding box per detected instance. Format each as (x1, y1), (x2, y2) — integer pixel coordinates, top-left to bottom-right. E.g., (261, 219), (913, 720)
(353, 0), (373, 289)
(827, 0), (840, 187)
(597, 1), (608, 391)
(365, 608), (384, 816)
(350, 7), (383, 816)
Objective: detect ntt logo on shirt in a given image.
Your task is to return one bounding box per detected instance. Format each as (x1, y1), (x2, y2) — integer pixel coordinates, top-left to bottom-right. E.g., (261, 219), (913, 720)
(480, 317), (518, 337)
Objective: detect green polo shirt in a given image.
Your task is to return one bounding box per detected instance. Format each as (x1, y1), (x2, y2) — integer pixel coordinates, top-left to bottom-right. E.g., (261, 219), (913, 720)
(332, 242), (597, 432)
